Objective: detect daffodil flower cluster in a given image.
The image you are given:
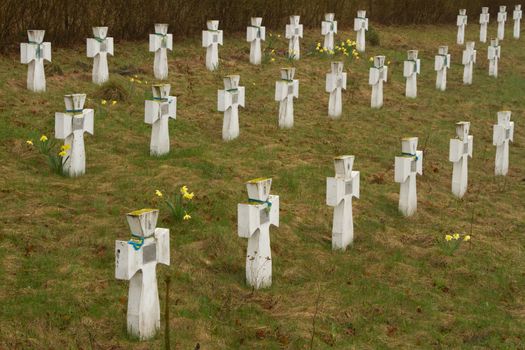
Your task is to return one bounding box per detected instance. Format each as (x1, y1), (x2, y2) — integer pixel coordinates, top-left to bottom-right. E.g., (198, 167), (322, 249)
(155, 185), (195, 223)
(25, 134), (69, 176)
(441, 232), (471, 256)
(445, 233), (471, 242)
(315, 39), (361, 60)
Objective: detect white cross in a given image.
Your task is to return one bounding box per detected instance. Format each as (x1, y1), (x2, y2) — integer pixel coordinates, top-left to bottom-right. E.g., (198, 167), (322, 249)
(435, 46), (451, 91)
(285, 15), (303, 60)
(479, 7), (490, 43)
(321, 13), (337, 50)
(275, 67), (299, 129)
(493, 111), (514, 176)
(327, 156), (360, 250)
(488, 38), (501, 78)
(149, 24), (173, 80)
(513, 5), (522, 39)
(403, 50), (420, 98)
(238, 178), (279, 289)
(246, 17), (266, 65)
(395, 137), (423, 217)
(218, 75), (245, 141)
(87, 27), (114, 85)
(326, 61), (347, 118)
(457, 9), (468, 45)
(54, 94), (94, 177)
(497, 6), (507, 40)
(115, 209), (170, 340)
(449, 122), (473, 198)
(202, 20), (223, 71)
(369, 55), (388, 108)
(145, 84), (177, 156)
(20, 30), (51, 92)
(462, 42), (477, 85)
(354, 10), (368, 52)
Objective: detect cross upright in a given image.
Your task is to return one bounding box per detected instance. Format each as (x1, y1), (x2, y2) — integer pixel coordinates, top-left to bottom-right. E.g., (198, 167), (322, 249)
(115, 209), (170, 340)
(462, 42), (477, 85)
(144, 84), (177, 156)
(369, 55), (388, 108)
(395, 137), (423, 217)
(403, 50), (420, 98)
(354, 10), (368, 52)
(246, 17), (266, 65)
(218, 75), (245, 141)
(493, 111), (514, 176)
(514, 5), (522, 39)
(149, 24), (173, 80)
(275, 67), (299, 129)
(457, 9), (468, 45)
(479, 7), (490, 43)
(86, 26), (114, 85)
(237, 178), (279, 289)
(326, 61), (347, 118)
(202, 20), (223, 71)
(285, 15), (303, 60)
(449, 122), (473, 198)
(20, 30), (51, 92)
(321, 13), (337, 50)
(497, 6), (507, 40)
(488, 38), (501, 78)
(435, 46), (451, 91)
(54, 94), (94, 177)
(326, 156), (360, 250)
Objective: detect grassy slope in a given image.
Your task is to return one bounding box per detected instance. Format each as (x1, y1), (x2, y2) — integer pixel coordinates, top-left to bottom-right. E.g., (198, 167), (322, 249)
(0, 22), (524, 349)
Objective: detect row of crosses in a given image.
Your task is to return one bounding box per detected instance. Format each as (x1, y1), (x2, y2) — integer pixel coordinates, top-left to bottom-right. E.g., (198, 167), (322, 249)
(112, 109), (515, 339)
(460, 6), (522, 44)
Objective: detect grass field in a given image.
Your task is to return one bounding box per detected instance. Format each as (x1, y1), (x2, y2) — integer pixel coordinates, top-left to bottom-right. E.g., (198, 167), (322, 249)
(1, 22), (524, 349)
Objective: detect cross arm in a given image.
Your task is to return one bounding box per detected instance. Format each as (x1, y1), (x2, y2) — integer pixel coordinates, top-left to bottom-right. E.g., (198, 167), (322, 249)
(55, 113), (73, 140)
(115, 240), (142, 280)
(155, 228), (170, 266)
(145, 100), (161, 124)
(83, 109), (95, 135)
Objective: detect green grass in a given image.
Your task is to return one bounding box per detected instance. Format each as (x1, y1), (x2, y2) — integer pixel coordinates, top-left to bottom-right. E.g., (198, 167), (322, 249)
(1, 23), (524, 349)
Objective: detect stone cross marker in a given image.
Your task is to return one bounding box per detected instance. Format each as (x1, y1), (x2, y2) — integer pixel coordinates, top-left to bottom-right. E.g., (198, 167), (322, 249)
(354, 10), (368, 52)
(115, 209), (170, 340)
(20, 30), (51, 92)
(514, 5), (522, 39)
(457, 9), (468, 45)
(435, 46), (451, 91)
(449, 122), (473, 198)
(403, 50), (420, 98)
(237, 178), (279, 289)
(218, 75), (245, 141)
(497, 6), (507, 40)
(479, 7), (490, 43)
(493, 111), (514, 176)
(144, 84), (177, 156)
(202, 20), (223, 71)
(326, 61), (347, 118)
(488, 38), (501, 78)
(86, 26), (114, 85)
(326, 156), (360, 250)
(369, 55), (388, 108)
(462, 41), (477, 85)
(285, 15), (303, 60)
(321, 13), (337, 50)
(149, 24), (173, 80)
(275, 67), (299, 129)
(395, 137), (423, 217)
(54, 94), (94, 177)
(246, 17), (266, 65)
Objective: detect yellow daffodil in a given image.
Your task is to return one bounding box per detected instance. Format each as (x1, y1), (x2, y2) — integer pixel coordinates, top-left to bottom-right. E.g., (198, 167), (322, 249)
(387, 61), (391, 65)
(145, 81), (148, 84)
(463, 235), (471, 242)
(58, 150), (67, 157)
(60, 144), (71, 151)
(26, 140), (33, 146)
(319, 49), (324, 53)
(329, 50), (334, 55)
(344, 52), (349, 56)
(183, 192), (194, 200)
(155, 190), (163, 197)
(271, 58), (276, 62)
(40, 135), (48, 142)
(369, 57), (374, 62)
(356, 56), (360, 60)
(112, 100), (117, 105)
(183, 212), (191, 221)
(269, 33), (273, 37)
(277, 34), (281, 38)
(271, 49), (275, 54)
(130, 78), (135, 82)
(315, 46), (320, 51)
(445, 235), (453, 241)
(453, 233), (460, 240)
(101, 99), (107, 105)
(180, 185), (189, 195)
